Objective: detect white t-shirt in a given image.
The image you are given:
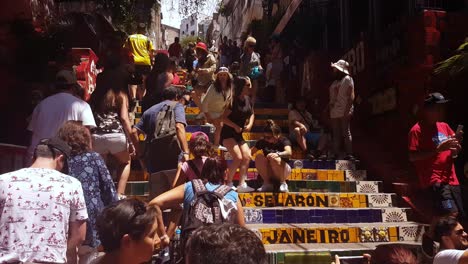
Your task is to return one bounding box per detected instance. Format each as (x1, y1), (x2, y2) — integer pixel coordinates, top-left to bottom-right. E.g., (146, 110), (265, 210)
(0, 168), (88, 263)
(329, 75), (354, 119)
(434, 249), (466, 264)
(27, 92), (96, 158)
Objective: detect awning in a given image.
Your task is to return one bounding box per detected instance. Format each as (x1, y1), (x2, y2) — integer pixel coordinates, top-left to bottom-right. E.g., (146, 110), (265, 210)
(273, 0), (303, 34)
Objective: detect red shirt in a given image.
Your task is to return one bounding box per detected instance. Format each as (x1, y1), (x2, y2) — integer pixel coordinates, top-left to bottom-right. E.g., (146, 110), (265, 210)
(408, 122), (459, 188)
(168, 43), (182, 58)
(172, 73), (180, 85)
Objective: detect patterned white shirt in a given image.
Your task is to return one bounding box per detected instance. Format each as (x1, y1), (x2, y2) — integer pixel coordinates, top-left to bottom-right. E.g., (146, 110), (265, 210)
(0, 168), (88, 263)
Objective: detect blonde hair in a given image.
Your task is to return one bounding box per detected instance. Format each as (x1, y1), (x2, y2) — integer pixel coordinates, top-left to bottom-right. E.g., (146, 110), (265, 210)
(244, 36), (257, 48)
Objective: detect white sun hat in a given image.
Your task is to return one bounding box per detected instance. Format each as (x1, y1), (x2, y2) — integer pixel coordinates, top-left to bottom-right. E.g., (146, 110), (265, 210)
(331, 59), (350, 75)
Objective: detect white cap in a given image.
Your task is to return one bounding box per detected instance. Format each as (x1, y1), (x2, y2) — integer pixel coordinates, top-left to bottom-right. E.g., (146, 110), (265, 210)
(331, 60), (350, 75)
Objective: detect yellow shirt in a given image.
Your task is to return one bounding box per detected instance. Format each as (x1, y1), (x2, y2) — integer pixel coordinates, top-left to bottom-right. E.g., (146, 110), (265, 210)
(124, 34), (154, 66)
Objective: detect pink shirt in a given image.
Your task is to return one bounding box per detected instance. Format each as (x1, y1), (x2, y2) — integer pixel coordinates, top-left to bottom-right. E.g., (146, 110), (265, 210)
(181, 156), (208, 181)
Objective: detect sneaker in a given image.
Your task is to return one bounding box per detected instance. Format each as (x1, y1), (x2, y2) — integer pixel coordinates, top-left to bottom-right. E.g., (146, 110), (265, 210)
(218, 145), (228, 152)
(257, 183), (274, 192)
(227, 182), (236, 191)
(236, 182), (255, 193)
(279, 182), (289, 193)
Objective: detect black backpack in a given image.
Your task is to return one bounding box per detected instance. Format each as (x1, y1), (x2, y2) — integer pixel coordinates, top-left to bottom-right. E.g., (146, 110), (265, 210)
(182, 179), (237, 238)
(145, 101), (181, 172)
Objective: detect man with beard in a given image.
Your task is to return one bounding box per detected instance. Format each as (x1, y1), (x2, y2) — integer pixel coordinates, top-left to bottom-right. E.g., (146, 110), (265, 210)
(433, 217), (468, 263)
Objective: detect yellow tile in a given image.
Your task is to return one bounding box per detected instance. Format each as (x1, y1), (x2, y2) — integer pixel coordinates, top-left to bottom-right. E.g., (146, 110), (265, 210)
(315, 193), (327, 207)
(335, 171), (345, 181)
(317, 170), (328, 181)
(185, 133), (192, 141)
(389, 227), (399, 242)
(348, 227), (358, 243)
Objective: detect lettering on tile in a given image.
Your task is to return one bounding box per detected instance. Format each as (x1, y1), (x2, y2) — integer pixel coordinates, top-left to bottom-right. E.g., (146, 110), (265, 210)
(261, 228), (352, 244)
(241, 193), (330, 207)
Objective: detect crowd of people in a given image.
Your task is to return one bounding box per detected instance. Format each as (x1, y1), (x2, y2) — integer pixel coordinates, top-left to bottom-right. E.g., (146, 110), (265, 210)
(5, 22), (468, 264)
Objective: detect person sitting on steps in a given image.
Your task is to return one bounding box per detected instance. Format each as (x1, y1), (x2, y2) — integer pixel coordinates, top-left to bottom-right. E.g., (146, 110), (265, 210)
(289, 97), (329, 160)
(251, 119), (292, 192)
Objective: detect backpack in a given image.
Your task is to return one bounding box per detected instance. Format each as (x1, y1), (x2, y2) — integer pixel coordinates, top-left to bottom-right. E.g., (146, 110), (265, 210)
(187, 160), (201, 179)
(145, 101), (181, 172)
(182, 179), (237, 238)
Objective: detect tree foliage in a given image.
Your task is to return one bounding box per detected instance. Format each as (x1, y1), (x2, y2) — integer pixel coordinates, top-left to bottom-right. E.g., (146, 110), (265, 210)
(434, 40), (468, 76)
(181, 36), (203, 49)
(179, 0), (209, 17)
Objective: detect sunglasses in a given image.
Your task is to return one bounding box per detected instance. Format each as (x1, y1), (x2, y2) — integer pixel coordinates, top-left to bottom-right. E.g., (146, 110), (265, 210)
(455, 229), (466, 236)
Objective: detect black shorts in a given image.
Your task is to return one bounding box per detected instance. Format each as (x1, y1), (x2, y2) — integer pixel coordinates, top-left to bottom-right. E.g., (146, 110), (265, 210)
(431, 183), (465, 217)
(130, 65), (152, 85)
(220, 126), (245, 144)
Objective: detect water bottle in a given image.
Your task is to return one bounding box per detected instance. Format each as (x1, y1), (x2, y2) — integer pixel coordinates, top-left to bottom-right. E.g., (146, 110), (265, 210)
(293, 160), (303, 169)
(170, 228), (182, 263)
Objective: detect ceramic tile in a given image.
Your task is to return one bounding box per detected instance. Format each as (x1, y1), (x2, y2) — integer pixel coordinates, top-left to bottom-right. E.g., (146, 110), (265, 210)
(356, 181), (379, 193)
(374, 227), (390, 242)
(368, 194), (393, 207)
(345, 170), (367, 181)
(359, 227), (375, 242)
(335, 160), (356, 170)
(381, 208), (408, 223)
(399, 225), (425, 242)
(244, 208), (263, 224)
(329, 194), (340, 207)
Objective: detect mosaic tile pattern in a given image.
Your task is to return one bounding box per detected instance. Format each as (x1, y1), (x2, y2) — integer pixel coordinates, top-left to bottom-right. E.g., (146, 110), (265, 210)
(239, 193), (371, 208)
(382, 208), (408, 223)
(345, 170), (367, 181)
(399, 225), (426, 242)
(252, 224), (419, 245)
(367, 194), (393, 207)
(243, 208), (388, 224)
(356, 181), (380, 193)
(336, 160), (357, 170)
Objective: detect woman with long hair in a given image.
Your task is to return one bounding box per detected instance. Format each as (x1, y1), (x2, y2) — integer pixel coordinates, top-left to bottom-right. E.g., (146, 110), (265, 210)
(89, 56), (139, 198)
(221, 76), (255, 192)
(201, 67), (233, 149)
(142, 52), (171, 111)
(251, 119), (292, 192)
(57, 121), (118, 264)
(149, 157), (245, 247)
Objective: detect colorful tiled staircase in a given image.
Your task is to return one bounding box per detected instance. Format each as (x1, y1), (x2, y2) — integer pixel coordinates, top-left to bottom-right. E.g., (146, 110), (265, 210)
(127, 102), (425, 264)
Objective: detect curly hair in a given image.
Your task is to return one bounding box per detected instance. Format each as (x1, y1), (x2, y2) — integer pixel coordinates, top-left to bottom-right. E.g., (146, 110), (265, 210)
(186, 223), (267, 264)
(57, 121), (91, 155)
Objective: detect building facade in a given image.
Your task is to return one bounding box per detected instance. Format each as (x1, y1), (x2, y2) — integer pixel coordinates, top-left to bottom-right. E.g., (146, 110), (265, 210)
(180, 14), (198, 38)
(162, 23), (180, 49)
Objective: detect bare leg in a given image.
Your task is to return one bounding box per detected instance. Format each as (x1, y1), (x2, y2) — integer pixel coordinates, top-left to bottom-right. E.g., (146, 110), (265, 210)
(268, 156), (290, 183)
(294, 127), (307, 151)
(255, 153), (272, 184)
(238, 143), (252, 185)
(113, 150), (131, 195)
(214, 118), (222, 147)
(223, 138), (243, 184)
(129, 85), (137, 100)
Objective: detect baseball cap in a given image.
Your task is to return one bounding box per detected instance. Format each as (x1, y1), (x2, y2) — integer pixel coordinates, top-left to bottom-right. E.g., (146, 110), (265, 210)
(56, 70), (78, 85)
(190, 132), (209, 143)
(424, 92), (450, 106)
(37, 137), (72, 158)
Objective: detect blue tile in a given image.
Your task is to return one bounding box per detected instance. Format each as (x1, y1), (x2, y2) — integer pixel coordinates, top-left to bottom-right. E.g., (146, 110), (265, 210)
(309, 209), (316, 216)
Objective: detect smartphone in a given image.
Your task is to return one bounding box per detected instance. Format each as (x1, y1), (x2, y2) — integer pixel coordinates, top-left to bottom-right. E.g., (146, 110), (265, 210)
(456, 125), (464, 136)
(338, 256), (365, 264)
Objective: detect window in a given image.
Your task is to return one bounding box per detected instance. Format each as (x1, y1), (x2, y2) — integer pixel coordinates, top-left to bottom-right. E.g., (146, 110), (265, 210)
(186, 24), (188, 31)
(191, 31), (195, 36)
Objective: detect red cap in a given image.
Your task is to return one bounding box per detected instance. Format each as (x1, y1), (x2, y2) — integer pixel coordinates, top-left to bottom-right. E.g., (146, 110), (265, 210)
(195, 42), (208, 52)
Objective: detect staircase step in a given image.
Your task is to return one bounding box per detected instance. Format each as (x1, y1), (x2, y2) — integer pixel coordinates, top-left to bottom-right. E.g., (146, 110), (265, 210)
(231, 169), (366, 181)
(239, 192), (397, 208)
(124, 181), (149, 196)
(287, 180), (380, 193)
(244, 207), (409, 224)
(247, 222), (426, 245)
(225, 158), (359, 171)
(264, 242), (421, 264)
